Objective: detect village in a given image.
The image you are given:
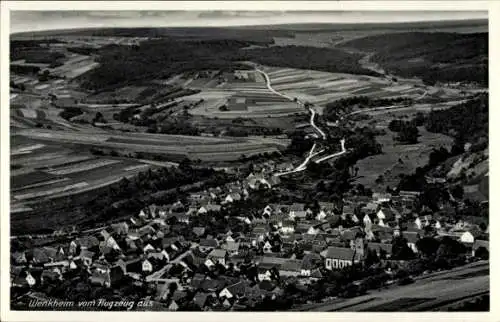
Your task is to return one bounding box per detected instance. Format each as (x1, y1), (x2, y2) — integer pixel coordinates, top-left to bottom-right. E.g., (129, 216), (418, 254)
(10, 163), (489, 311)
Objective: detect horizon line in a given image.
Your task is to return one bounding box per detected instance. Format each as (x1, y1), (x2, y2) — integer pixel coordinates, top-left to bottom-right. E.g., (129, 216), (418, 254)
(10, 17), (488, 36)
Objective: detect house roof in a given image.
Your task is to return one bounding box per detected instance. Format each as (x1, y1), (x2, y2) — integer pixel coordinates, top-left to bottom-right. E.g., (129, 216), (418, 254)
(111, 222), (129, 235)
(378, 207), (397, 220)
(222, 241), (240, 252)
(205, 204), (221, 212)
(319, 202), (335, 211)
(208, 249), (227, 258)
(258, 280), (276, 291)
(295, 223), (310, 234)
(311, 268), (324, 278)
(193, 292), (210, 308)
(255, 255), (288, 266)
(200, 278), (225, 292)
(290, 203), (306, 212)
(225, 281), (248, 297)
(323, 246), (356, 261)
(76, 236), (99, 249)
(343, 205), (355, 215)
(402, 231), (420, 244)
(252, 227), (268, 235)
(340, 227), (362, 241)
(190, 273), (206, 289)
(279, 259), (302, 272)
(473, 239), (489, 250)
(171, 290), (188, 302)
(193, 227), (206, 237)
(79, 249), (95, 259)
(367, 242), (393, 254)
(199, 238), (219, 248)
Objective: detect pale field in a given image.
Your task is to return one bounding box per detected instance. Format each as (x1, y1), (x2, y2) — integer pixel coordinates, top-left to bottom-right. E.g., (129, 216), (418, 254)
(11, 144), (46, 156)
(46, 159), (122, 175)
(13, 182), (91, 201)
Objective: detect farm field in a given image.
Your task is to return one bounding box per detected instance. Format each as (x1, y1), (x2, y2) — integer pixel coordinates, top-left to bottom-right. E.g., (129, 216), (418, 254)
(49, 53), (100, 79)
(14, 128), (287, 162)
(10, 134), (162, 212)
(263, 66), (430, 113)
(185, 69), (308, 118)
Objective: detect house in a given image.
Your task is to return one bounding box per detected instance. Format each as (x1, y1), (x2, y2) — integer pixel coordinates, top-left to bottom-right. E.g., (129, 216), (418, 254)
(219, 281), (248, 299)
(295, 223), (310, 234)
(257, 267), (272, 281)
(301, 253), (322, 275)
(403, 231), (420, 253)
(142, 259), (153, 273)
(166, 213), (190, 224)
(288, 203), (307, 219)
(252, 226), (268, 240)
(193, 227), (206, 238)
(321, 246), (362, 270)
(77, 249), (95, 266)
(222, 241), (240, 256)
(263, 204), (274, 216)
(377, 208), (397, 222)
(263, 241), (273, 253)
(40, 269), (62, 284)
(12, 271), (37, 288)
(460, 231), (475, 244)
(373, 192), (391, 203)
(279, 259), (302, 277)
(199, 238), (219, 252)
(90, 269), (111, 287)
(193, 292), (210, 309)
(148, 251), (168, 264)
(268, 175), (281, 187)
(414, 217), (423, 230)
(208, 249), (228, 266)
(280, 219), (295, 234)
(363, 214), (373, 228)
(316, 210), (327, 221)
(206, 204), (222, 213)
(167, 300), (179, 311)
(224, 192), (242, 204)
(319, 202), (335, 214)
(12, 252), (27, 265)
(340, 227), (363, 242)
(307, 226), (320, 235)
(200, 278), (225, 293)
(138, 209), (148, 218)
(111, 222), (129, 235)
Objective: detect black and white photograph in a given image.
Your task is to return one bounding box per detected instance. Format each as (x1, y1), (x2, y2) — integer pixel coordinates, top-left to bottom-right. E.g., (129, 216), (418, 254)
(1, 1), (493, 318)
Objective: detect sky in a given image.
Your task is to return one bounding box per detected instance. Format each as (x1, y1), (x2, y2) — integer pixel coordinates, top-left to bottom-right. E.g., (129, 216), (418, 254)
(10, 11), (488, 34)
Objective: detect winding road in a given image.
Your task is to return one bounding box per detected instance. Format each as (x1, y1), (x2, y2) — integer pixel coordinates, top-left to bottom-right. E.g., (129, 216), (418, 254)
(255, 67), (345, 176)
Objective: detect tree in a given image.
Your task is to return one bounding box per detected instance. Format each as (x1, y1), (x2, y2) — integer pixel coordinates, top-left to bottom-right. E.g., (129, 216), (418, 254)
(388, 119), (405, 132)
(436, 236), (467, 259)
(475, 247), (489, 260)
(391, 237), (415, 260)
(416, 237), (440, 257)
(396, 123), (419, 144)
(365, 248), (380, 267)
(179, 157), (192, 172)
(450, 185), (464, 200)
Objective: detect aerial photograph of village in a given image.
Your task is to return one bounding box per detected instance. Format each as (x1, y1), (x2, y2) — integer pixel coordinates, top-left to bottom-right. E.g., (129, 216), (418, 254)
(8, 9), (489, 312)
